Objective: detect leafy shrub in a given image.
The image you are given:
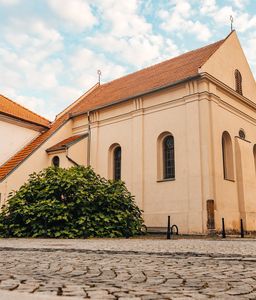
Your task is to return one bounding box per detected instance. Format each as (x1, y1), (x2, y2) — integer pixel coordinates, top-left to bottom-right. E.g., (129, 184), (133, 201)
(0, 166), (145, 238)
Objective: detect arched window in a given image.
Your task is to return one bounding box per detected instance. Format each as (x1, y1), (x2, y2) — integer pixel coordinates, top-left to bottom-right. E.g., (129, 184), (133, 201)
(222, 131), (234, 180)
(113, 146), (121, 180)
(52, 156), (60, 167)
(163, 135), (175, 179)
(157, 132), (175, 181)
(253, 145), (256, 175)
(235, 69), (243, 95)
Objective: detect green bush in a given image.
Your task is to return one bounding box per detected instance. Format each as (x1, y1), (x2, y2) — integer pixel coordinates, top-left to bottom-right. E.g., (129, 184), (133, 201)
(0, 166), (145, 238)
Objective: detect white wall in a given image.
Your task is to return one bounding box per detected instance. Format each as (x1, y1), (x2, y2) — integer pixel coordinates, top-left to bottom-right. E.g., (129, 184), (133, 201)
(0, 120), (39, 165)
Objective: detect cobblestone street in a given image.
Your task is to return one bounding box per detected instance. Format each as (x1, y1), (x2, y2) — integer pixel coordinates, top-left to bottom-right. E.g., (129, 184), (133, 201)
(0, 238), (255, 299)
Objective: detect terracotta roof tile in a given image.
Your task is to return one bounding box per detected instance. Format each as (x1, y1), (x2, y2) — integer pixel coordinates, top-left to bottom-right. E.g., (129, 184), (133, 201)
(0, 94), (50, 127)
(70, 39), (224, 115)
(46, 134), (88, 153)
(0, 38), (225, 182)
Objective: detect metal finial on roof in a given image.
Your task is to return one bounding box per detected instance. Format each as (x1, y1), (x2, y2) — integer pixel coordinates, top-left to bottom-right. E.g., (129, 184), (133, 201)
(97, 70), (102, 85)
(230, 15), (234, 32)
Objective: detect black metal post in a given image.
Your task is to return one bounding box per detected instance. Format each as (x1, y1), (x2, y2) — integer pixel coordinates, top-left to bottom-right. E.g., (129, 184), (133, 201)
(240, 219), (244, 238)
(222, 218), (226, 238)
(167, 216), (171, 239)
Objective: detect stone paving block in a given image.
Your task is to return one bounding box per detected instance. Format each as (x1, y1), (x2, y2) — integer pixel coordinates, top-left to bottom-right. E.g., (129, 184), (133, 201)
(0, 239), (256, 299)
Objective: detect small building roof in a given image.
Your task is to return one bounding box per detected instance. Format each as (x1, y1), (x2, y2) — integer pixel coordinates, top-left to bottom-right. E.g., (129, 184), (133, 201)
(46, 134), (88, 153)
(0, 94), (50, 128)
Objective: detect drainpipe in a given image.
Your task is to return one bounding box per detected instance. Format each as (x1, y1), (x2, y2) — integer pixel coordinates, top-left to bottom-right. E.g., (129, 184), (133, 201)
(66, 148), (79, 166)
(87, 111), (91, 166)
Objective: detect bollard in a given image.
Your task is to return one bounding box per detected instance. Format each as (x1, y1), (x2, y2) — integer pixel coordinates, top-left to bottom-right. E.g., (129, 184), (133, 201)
(240, 219), (244, 238)
(167, 215), (171, 239)
(222, 218), (226, 238)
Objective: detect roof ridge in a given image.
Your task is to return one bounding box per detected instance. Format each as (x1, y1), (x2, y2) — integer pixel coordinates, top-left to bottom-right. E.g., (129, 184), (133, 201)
(101, 38), (225, 88)
(56, 83), (100, 120)
(0, 94), (50, 124)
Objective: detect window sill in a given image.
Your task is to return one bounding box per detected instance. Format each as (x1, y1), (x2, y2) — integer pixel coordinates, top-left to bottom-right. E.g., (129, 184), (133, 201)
(224, 178), (235, 182)
(157, 178), (175, 183)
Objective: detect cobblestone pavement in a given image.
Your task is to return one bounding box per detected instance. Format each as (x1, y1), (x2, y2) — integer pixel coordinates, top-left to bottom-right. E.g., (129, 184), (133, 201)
(0, 238), (256, 299)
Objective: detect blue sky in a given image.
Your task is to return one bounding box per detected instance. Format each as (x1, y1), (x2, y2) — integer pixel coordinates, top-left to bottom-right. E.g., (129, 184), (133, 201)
(0, 0), (256, 120)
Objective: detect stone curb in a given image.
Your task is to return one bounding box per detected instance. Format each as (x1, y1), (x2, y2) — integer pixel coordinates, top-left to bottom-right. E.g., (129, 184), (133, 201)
(0, 246), (256, 260)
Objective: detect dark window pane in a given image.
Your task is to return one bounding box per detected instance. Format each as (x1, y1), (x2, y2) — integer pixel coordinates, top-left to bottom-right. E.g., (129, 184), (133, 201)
(235, 69), (243, 95)
(52, 156), (60, 167)
(163, 136), (175, 179)
(114, 146), (121, 180)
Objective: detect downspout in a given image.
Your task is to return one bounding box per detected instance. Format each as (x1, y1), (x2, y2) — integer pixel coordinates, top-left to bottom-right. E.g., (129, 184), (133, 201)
(87, 111), (91, 166)
(66, 148), (79, 166)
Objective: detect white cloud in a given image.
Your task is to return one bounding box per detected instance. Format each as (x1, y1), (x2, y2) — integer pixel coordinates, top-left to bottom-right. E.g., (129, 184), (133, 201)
(47, 0), (97, 31)
(231, 0), (249, 9)
(200, 0), (217, 14)
(0, 0), (19, 5)
(88, 34), (168, 68)
(160, 0), (212, 42)
(200, 1), (256, 33)
(69, 48), (126, 87)
(1, 0), (255, 120)
(86, 0), (179, 68)
(97, 0), (151, 37)
(243, 33), (256, 78)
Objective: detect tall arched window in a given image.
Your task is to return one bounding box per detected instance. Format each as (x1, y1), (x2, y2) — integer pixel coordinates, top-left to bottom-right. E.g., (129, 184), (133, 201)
(52, 156), (60, 167)
(235, 69), (243, 95)
(163, 135), (175, 179)
(253, 145), (256, 175)
(222, 131), (234, 180)
(113, 146), (121, 180)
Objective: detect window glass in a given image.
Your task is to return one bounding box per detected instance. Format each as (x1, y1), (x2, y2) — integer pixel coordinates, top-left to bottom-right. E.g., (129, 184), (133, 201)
(113, 147), (121, 180)
(163, 135), (175, 179)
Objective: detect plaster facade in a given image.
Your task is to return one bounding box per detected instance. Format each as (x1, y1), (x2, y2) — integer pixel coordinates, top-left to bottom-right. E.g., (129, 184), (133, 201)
(0, 118), (40, 165)
(1, 31), (256, 234)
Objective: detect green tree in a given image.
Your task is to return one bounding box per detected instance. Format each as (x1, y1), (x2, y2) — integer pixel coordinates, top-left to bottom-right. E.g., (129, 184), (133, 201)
(0, 166), (145, 238)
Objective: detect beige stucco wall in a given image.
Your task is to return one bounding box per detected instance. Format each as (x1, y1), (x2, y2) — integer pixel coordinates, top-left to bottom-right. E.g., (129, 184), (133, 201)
(88, 83), (206, 234)
(0, 120), (74, 204)
(47, 138), (87, 168)
(201, 31), (256, 102)
(0, 119), (39, 165)
(208, 86), (256, 232)
(1, 31), (256, 234)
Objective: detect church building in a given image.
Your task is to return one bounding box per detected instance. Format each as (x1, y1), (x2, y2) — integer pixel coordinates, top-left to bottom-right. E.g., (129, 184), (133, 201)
(1, 31), (256, 234)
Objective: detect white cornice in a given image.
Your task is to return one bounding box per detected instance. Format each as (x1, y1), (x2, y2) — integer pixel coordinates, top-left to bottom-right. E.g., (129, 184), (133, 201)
(200, 72), (256, 111)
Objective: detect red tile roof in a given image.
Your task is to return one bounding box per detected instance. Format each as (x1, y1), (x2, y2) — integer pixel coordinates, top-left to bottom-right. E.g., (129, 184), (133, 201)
(70, 39), (224, 115)
(0, 38), (225, 182)
(0, 94), (50, 127)
(46, 134), (88, 153)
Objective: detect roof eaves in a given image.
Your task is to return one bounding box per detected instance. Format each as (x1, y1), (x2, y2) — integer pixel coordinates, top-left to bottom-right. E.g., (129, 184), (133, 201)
(46, 146), (66, 153)
(0, 111), (50, 129)
(65, 133), (88, 147)
(70, 74), (201, 118)
(0, 94), (50, 126)
(45, 133), (88, 153)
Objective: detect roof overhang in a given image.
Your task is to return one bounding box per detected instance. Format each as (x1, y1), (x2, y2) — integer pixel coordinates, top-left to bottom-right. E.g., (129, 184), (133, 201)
(69, 74), (201, 118)
(46, 133), (88, 153)
(0, 113), (49, 132)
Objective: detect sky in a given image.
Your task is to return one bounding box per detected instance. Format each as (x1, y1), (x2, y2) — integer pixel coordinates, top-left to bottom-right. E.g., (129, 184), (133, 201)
(0, 0), (256, 120)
